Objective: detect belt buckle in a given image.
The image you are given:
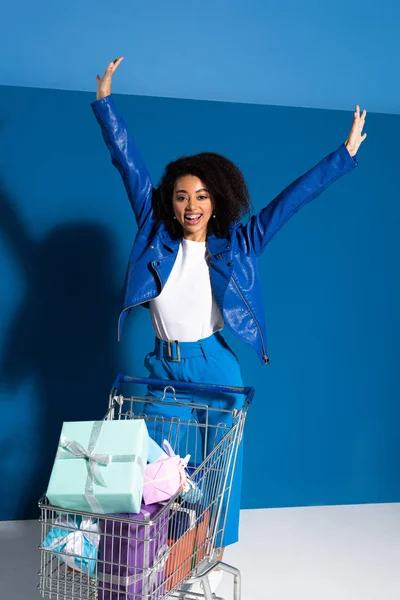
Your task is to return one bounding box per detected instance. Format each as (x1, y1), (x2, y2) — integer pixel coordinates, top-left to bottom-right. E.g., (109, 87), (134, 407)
(167, 340), (181, 363)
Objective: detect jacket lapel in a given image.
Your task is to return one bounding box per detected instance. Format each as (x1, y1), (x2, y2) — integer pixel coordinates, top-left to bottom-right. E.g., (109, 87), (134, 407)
(156, 223), (181, 254)
(155, 226), (232, 258)
(206, 233), (232, 257)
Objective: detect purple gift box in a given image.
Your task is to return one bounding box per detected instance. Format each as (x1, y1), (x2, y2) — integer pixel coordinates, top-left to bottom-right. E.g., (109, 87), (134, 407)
(98, 503), (169, 600)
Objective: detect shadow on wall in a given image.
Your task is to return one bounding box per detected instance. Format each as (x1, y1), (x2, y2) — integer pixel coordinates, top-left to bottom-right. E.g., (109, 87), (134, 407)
(0, 180), (121, 519)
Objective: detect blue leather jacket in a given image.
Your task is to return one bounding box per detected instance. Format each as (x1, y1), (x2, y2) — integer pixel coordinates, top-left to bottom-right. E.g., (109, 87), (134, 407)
(91, 95), (358, 365)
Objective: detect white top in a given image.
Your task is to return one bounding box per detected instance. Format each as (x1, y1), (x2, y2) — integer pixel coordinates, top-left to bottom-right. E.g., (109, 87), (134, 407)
(150, 239), (224, 342)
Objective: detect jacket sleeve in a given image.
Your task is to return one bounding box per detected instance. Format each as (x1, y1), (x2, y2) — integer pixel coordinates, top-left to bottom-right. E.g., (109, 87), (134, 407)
(91, 94), (154, 231)
(239, 143), (359, 256)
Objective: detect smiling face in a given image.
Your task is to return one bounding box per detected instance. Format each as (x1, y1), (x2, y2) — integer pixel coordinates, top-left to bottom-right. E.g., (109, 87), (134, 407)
(172, 175), (213, 242)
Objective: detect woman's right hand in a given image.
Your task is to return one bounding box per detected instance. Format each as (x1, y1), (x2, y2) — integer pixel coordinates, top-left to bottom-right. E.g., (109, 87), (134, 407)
(96, 56), (124, 100)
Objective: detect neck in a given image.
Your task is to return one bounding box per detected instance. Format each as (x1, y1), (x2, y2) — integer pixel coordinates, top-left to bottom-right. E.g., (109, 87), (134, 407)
(183, 232), (207, 242)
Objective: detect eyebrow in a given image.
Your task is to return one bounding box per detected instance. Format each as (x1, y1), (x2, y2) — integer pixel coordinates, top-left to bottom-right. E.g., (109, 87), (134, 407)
(174, 188), (209, 194)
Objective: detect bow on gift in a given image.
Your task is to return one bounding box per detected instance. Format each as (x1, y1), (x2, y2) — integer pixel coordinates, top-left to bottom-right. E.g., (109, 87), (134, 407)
(55, 421), (145, 514)
(43, 515), (100, 577)
(58, 434), (111, 487)
(162, 441), (202, 502)
(143, 544), (170, 594)
(177, 455), (191, 492)
(162, 441), (193, 495)
(143, 451), (191, 505)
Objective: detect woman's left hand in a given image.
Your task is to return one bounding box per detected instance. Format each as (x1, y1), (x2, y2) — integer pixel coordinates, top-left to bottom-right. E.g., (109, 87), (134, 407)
(345, 105), (367, 157)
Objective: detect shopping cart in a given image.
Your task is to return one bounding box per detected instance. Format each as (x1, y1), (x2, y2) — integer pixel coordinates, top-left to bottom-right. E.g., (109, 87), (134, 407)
(38, 375), (255, 600)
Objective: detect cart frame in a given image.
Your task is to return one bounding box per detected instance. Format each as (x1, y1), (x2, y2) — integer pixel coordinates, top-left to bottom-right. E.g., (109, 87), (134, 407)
(38, 375), (254, 600)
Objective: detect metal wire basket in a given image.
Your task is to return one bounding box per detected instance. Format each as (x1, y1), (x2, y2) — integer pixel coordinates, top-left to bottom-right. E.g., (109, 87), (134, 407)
(38, 375), (254, 600)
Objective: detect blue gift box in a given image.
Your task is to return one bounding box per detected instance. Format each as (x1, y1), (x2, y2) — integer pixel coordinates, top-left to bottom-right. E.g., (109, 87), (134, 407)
(42, 515), (99, 576)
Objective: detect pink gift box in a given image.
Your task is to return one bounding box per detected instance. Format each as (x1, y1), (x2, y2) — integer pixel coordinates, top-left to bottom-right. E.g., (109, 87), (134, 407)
(143, 454), (189, 505)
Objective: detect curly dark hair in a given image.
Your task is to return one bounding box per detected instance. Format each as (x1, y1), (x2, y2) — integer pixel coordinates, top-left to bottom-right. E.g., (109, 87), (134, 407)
(154, 152), (252, 238)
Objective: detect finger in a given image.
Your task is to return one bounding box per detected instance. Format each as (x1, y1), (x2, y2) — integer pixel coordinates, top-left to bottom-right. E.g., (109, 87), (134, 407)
(112, 56), (124, 73)
(355, 104), (360, 117)
(361, 132), (367, 141)
(101, 62), (115, 80)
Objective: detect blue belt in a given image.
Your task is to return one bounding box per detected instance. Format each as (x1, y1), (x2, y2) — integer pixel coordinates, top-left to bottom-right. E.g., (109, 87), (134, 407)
(154, 333), (224, 363)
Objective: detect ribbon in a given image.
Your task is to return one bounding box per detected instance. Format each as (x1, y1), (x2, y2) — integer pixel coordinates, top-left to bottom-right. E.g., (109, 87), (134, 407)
(43, 515), (100, 576)
(56, 421), (145, 514)
(45, 516), (100, 551)
(162, 441), (197, 497)
(57, 434), (111, 487)
(143, 455), (190, 489)
(162, 440), (176, 458)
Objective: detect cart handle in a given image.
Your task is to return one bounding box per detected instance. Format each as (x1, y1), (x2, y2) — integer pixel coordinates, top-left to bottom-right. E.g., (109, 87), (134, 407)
(111, 374), (255, 404)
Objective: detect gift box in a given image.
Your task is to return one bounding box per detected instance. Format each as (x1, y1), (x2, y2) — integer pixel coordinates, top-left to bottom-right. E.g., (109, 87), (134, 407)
(161, 441), (202, 503)
(98, 503), (169, 600)
(46, 420), (148, 514)
(191, 505), (210, 568)
(143, 453), (190, 505)
(147, 436), (167, 463)
(165, 502), (210, 591)
(165, 504), (196, 590)
(42, 515), (100, 577)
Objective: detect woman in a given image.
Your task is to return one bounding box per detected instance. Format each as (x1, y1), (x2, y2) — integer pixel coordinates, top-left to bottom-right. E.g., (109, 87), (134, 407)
(92, 57), (366, 595)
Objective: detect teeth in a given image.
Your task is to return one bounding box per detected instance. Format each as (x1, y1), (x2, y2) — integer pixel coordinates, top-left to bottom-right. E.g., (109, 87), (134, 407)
(185, 214), (201, 220)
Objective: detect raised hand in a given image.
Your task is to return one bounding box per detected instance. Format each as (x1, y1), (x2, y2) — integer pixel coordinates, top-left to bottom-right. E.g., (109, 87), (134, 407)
(345, 105), (367, 157)
(96, 56), (124, 100)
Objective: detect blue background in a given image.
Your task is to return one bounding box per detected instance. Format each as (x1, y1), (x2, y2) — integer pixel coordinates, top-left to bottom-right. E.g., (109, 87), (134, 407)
(0, 1), (399, 520)
(1, 0), (399, 114)
(0, 85), (398, 520)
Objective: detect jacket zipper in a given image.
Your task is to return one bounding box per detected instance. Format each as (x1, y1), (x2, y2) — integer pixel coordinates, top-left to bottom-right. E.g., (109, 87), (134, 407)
(152, 261), (164, 292)
(117, 261), (163, 341)
(231, 277), (270, 364)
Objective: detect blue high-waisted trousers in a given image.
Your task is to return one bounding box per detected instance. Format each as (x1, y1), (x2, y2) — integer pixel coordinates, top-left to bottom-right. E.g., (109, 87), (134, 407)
(143, 331), (244, 547)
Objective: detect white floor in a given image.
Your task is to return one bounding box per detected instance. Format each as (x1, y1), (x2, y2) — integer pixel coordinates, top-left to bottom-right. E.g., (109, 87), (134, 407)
(0, 504), (399, 600)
